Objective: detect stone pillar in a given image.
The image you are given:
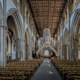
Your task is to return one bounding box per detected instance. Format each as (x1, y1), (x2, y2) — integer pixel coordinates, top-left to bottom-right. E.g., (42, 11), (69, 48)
(78, 49), (80, 59)
(69, 35), (73, 61)
(11, 39), (16, 60)
(66, 45), (69, 60)
(20, 39), (26, 61)
(28, 36), (33, 59)
(60, 42), (63, 60)
(70, 36), (76, 61)
(73, 38), (78, 60)
(78, 35), (80, 59)
(26, 28), (33, 59)
(68, 44), (71, 60)
(27, 12), (33, 59)
(16, 38), (26, 61)
(62, 45), (64, 60)
(0, 26), (7, 66)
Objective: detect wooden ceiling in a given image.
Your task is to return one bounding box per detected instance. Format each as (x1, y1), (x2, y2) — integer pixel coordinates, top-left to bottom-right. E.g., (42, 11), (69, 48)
(28, 0), (65, 37)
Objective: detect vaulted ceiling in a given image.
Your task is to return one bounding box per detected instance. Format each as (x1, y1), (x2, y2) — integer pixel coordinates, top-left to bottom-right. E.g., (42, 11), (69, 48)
(28, 0), (66, 37)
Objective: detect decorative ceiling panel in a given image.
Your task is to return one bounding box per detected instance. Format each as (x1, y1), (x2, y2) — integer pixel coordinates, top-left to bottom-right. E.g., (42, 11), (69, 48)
(28, 0), (65, 37)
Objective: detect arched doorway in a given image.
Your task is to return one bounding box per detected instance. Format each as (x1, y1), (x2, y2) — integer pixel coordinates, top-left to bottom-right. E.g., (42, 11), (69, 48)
(7, 16), (18, 61)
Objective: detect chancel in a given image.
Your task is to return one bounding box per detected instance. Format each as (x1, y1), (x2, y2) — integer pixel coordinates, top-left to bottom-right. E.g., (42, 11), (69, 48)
(37, 28), (57, 58)
(0, 0), (80, 80)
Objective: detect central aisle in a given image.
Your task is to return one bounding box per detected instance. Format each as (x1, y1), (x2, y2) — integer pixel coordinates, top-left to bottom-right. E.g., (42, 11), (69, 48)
(31, 58), (62, 80)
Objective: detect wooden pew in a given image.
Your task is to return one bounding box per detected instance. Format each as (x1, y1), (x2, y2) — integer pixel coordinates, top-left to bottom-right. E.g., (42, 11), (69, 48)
(0, 59), (43, 80)
(52, 60), (80, 80)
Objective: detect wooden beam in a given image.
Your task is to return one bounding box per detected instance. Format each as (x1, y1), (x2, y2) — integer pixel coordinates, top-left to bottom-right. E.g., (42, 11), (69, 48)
(54, 0), (68, 35)
(27, 0), (40, 36)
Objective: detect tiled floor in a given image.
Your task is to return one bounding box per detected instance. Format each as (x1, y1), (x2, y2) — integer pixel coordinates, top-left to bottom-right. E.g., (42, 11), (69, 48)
(31, 58), (62, 80)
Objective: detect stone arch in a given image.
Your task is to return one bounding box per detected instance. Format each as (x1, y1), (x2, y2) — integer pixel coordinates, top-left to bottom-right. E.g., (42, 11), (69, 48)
(7, 9), (22, 38)
(74, 17), (80, 60)
(71, 5), (80, 60)
(6, 15), (19, 60)
(7, 8), (25, 60)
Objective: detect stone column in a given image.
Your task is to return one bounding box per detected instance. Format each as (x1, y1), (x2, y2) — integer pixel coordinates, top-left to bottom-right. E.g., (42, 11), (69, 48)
(69, 35), (73, 61)
(66, 45), (69, 60)
(68, 43), (71, 60)
(73, 38), (78, 60)
(11, 39), (16, 60)
(16, 38), (26, 61)
(78, 35), (80, 59)
(20, 39), (26, 61)
(60, 43), (63, 60)
(28, 35), (33, 59)
(0, 26), (7, 66)
(26, 28), (33, 59)
(16, 38), (21, 60)
(70, 36), (76, 61)
(78, 48), (80, 59)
